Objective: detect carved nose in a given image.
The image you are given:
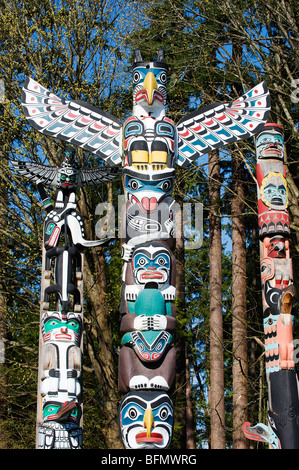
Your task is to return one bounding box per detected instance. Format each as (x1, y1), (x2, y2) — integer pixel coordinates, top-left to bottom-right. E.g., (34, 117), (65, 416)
(143, 407), (155, 438)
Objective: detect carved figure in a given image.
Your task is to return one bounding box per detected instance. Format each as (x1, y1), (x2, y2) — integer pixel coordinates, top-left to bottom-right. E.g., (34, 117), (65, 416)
(12, 148), (119, 448)
(243, 124), (299, 449)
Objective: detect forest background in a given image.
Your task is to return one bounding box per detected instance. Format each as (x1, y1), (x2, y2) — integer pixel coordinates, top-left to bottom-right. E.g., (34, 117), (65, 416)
(0, 0), (298, 449)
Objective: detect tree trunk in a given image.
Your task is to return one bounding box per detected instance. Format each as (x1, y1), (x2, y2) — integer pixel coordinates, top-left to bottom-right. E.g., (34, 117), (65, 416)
(186, 348), (195, 448)
(208, 149), (226, 448)
(0, 99), (8, 449)
(173, 173), (187, 448)
(79, 183), (123, 449)
(231, 152), (249, 449)
(0, 271), (7, 449)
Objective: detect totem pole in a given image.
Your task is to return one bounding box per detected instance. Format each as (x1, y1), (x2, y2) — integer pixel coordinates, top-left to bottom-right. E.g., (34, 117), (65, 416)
(243, 124), (299, 449)
(12, 149), (119, 448)
(19, 48), (270, 449)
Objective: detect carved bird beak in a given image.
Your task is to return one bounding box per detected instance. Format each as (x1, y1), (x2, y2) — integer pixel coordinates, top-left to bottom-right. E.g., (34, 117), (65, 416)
(143, 72), (158, 105)
(143, 406), (155, 437)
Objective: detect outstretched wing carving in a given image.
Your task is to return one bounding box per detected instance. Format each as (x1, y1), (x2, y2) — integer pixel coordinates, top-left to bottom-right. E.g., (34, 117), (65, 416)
(21, 77), (122, 166)
(76, 166), (120, 186)
(176, 81), (271, 167)
(11, 160), (60, 185)
(11, 160), (120, 187)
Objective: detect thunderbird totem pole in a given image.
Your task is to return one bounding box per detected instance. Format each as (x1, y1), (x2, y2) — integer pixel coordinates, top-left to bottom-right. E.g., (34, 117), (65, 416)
(243, 124), (299, 449)
(17, 48), (271, 449)
(12, 149), (119, 448)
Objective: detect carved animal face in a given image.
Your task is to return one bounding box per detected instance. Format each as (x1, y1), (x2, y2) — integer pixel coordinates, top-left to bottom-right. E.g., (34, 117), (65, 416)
(132, 48), (168, 108)
(118, 390), (173, 449)
(123, 170), (174, 213)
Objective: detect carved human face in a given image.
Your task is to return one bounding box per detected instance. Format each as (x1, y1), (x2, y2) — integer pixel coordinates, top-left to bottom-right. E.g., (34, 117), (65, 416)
(256, 130), (284, 160)
(260, 172), (288, 210)
(42, 311), (82, 346)
(132, 245), (171, 285)
(58, 167), (78, 189)
(119, 390), (174, 449)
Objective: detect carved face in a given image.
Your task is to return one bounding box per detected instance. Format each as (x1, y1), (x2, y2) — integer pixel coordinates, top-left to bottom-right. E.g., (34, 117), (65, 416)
(57, 167), (78, 189)
(118, 390), (174, 449)
(133, 65), (167, 107)
(264, 235), (289, 258)
(42, 311), (82, 346)
(260, 257), (275, 284)
(256, 128), (284, 160)
(43, 399), (80, 424)
(132, 48), (168, 109)
(132, 245), (171, 285)
(123, 116), (176, 171)
(260, 172), (288, 210)
(124, 171), (174, 213)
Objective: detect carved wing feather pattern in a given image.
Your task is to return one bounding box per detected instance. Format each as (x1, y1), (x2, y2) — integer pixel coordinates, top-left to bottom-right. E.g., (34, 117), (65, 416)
(176, 81), (271, 167)
(11, 160), (120, 187)
(21, 77), (122, 166)
(77, 166), (120, 186)
(11, 160), (60, 186)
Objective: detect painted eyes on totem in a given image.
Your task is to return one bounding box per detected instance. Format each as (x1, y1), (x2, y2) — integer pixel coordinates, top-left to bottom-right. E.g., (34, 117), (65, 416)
(60, 173), (76, 182)
(133, 71), (141, 84)
(124, 406), (142, 421)
(128, 179), (142, 191)
(137, 256), (147, 266)
(46, 319), (80, 331)
(264, 185), (286, 196)
(133, 70), (167, 85)
(157, 405), (172, 421)
(136, 255), (168, 267)
(157, 71), (167, 84)
(127, 179), (172, 192)
(156, 256), (167, 266)
(259, 137), (282, 146)
(157, 180), (171, 192)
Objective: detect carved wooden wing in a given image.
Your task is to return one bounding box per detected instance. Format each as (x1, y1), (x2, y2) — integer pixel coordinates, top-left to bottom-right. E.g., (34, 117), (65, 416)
(11, 160), (120, 187)
(11, 160), (60, 185)
(78, 166), (120, 186)
(176, 81), (271, 167)
(21, 77), (122, 166)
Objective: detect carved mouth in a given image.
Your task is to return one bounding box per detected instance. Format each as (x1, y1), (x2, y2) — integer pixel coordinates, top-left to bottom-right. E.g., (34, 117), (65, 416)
(135, 432), (163, 444)
(263, 147), (282, 157)
(141, 272), (163, 279)
(271, 197), (284, 205)
(55, 333), (72, 340)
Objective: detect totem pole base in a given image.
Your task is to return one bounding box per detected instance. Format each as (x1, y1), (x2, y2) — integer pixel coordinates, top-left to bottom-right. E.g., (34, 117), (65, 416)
(267, 369), (299, 449)
(37, 423), (83, 449)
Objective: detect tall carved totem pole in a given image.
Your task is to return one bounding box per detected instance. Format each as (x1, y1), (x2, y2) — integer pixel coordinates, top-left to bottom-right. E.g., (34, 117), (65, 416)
(12, 149), (119, 448)
(243, 124), (299, 449)
(17, 48), (271, 449)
